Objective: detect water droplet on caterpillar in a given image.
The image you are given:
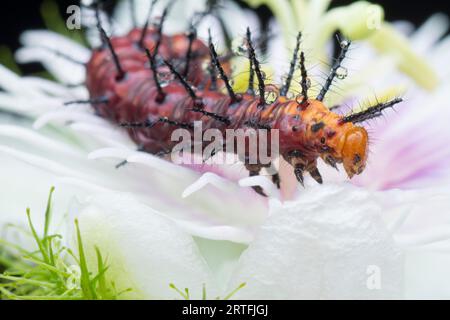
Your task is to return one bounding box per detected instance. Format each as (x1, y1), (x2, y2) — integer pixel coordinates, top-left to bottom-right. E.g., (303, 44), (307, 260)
(340, 40), (350, 49)
(231, 38), (247, 56)
(158, 71), (174, 87)
(215, 74), (235, 86)
(264, 91), (278, 104)
(305, 77), (312, 88)
(295, 94), (307, 105)
(260, 70), (267, 80)
(264, 84), (279, 104)
(336, 67), (348, 80)
(201, 60), (210, 72)
(151, 17), (162, 28)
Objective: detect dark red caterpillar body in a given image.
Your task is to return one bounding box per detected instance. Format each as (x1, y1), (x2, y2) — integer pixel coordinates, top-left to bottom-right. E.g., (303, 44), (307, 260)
(85, 25), (402, 193)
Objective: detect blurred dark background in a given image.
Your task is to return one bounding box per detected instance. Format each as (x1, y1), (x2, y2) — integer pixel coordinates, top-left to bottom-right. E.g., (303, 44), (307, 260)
(2, 1), (449, 48)
(0, 0), (449, 70)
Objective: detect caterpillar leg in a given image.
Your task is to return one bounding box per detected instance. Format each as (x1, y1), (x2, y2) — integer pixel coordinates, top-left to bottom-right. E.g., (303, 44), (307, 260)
(245, 164), (267, 197)
(285, 152), (323, 186)
(272, 172), (281, 189)
(308, 166), (323, 184)
(293, 163), (305, 186)
(293, 163), (322, 185)
(267, 163), (281, 189)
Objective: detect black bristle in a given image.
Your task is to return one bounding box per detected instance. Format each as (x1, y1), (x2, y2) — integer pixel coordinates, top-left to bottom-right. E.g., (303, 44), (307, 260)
(120, 117), (194, 130)
(316, 38), (351, 102)
(280, 32), (302, 97)
(138, 0), (158, 48)
(207, 32), (218, 90)
(299, 51), (309, 104)
(246, 27), (265, 107)
(64, 97), (109, 106)
(189, 107), (231, 125)
(164, 59), (229, 124)
(163, 59), (200, 105)
(183, 26), (197, 78)
(97, 24), (126, 80)
(247, 51), (255, 95)
(145, 48), (166, 103)
(208, 29), (240, 104)
(341, 98), (403, 124)
(244, 119), (272, 130)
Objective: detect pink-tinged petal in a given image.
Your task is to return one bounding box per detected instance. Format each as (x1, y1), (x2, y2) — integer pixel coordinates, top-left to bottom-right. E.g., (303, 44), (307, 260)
(349, 16), (450, 190)
(352, 85), (450, 190)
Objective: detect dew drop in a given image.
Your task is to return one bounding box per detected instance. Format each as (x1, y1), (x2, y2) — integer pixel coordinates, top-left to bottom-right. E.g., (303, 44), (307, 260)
(260, 70), (267, 80)
(201, 60), (210, 72)
(151, 17), (162, 28)
(231, 38), (247, 56)
(264, 84), (279, 104)
(265, 91), (278, 104)
(336, 67), (348, 80)
(305, 77), (312, 88)
(295, 94), (305, 104)
(158, 71), (174, 87)
(286, 92), (295, 99)
(340, 40), (350, 49)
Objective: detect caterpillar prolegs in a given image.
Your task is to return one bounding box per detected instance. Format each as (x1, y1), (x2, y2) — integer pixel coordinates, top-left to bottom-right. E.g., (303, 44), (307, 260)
(81, 1), (402, 196)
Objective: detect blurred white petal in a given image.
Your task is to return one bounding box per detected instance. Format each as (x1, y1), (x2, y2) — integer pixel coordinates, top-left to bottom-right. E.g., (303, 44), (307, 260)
(75, 193), (218, 299)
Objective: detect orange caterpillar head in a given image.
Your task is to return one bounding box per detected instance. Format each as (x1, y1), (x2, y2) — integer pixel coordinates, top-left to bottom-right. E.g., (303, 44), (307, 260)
(309, 102), (369, 179)
(334, 126), (369, 178)
(278, 99), (372, 180)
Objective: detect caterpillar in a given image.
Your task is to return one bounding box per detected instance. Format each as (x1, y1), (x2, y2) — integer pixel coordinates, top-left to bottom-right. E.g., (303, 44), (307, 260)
(75, 0), (402, 196)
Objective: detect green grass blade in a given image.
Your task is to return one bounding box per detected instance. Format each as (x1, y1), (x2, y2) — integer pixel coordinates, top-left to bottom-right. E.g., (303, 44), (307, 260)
(74, 219), (96, 299)
(43, 186), (55, 245)
(26, 209), (50, 264)
(223, 283), (247, 300)
(94, 246), (110, 299)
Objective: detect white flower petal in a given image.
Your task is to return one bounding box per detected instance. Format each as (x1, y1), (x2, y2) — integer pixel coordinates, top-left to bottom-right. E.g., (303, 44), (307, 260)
(88, 148), (267, 228)
(16, 47), (86, 85)
(75, 192), (219, 299)
(229, 183), (404, 299)
(88, 147), (135, 161)
(0, 145), (93, 182)
(19, 30), (90, 62)
(182, 172), (234, 198)
(21, 77), (81, 98)
(216, 2), (261, 39)
(68, 122), (134, 148)
(113, 0), (153, 32)
(0, 154), (90, 249)
(0, 65), (42, 98)
(126, 152), (201, 182)
(239, 175), (280, 199)
(410, 14), (449, 54)
(405, 250), (450, 299)
(33, 110), (106, 130)
(0, 125), (82, 158)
